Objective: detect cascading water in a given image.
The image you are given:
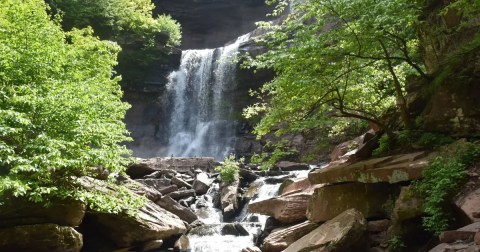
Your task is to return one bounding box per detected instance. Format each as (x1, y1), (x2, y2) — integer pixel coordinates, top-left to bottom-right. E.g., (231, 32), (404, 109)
(164, 34), (250, 160)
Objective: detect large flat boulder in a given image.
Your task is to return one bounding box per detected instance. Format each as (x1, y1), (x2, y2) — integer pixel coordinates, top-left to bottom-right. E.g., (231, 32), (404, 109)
(284, 209), (367, 252)
(279, 177), (312, 196)
(275, 161), (310, 171)
(309, 151), (436, 185)
(192, 172), (212, 195)
(0, 223), (83, 252)
(156, 196), (198, 223)
(262, 221), (319, 252)
(128, 157), (216, 178)
(89, 199), (186, 247)
(0, 199), (85, 228)
(307, 182), (398, 223)
(248, 191), (313, 224)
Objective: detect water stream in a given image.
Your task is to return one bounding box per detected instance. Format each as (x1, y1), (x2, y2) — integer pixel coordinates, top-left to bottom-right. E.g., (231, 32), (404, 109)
(187, 169), (311, 251)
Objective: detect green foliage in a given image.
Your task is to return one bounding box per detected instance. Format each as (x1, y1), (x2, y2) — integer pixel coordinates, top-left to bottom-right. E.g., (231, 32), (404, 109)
(388, 235), (406, 252)
(418, 133), (454, 148)
(0, 0), (140, 213)
(249, 141), (297, 170)
(244, 0), (427, 142)
(216, 154), (244, 184)
(372, 134), (393, 157)
(45, 0), (182, 86)
(415, 142), (480, 234)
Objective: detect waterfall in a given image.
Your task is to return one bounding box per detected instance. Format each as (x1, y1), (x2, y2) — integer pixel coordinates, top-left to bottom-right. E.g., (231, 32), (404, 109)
(164, 34), (250, 160)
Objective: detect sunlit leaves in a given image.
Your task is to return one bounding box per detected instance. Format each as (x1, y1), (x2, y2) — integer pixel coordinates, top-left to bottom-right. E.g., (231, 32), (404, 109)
(0, 0), (137, 213)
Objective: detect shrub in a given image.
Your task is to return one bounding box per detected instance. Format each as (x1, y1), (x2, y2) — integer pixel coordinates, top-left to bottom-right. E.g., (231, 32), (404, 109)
(216, 154), (244, 184)
(415, 141), (480, 234)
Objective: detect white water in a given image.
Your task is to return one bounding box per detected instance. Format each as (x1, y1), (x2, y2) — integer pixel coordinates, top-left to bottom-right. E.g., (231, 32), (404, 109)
(164, 34), (250, 160)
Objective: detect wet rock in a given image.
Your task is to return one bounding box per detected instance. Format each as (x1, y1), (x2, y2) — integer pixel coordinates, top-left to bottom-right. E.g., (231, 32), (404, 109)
(284, 209), (367, 252)
(89, 200), (186, 247)
(141, 239), (164, 251)
(244, 180), (265, 201)
(0, 199), (85, 228)
(275, 161), (309, 171)
(309, 151), (436, 184)
(239, 168), (258, 183)
(158, 184), (179, 195)
(168, 189), (196, 200)
(248, 191), (313, 224)
(192, 172), (212, 195)
(221, 222), (250, 236)
(307, 182), (397, 223)
(264, 174), (295, 184)
(174, 235), (190, 252)
(220, 178), (240, 219)
(188, 224), (220, 236)
(0, 223), (83, 252)
(279, 177), (311, 196)
(179, 196), (196, 208)
(171, 176), (192, 189)
(242, 246), (262, 252)
(157, 196), (198, 223)
(262, 221), (319, 252)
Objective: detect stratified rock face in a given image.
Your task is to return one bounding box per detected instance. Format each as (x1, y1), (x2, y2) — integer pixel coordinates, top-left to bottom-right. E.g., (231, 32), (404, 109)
(90, 200), (187, 247)
(308, 151), (436, 185)
(262, 221), (319, 252)
(154, 0), (273, 49)
(248, 192), (312, 224)
(0, 223), (83, 252)
(0, 199), (85, 228)
(284, 209), (367, 252)
(307, 183), (397, 223)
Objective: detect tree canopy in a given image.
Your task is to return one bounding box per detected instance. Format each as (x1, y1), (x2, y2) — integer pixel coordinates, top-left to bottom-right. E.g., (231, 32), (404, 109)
(45, 0), (182, 86)
(244, 0), (427, 142)
(0, 0), (141, 212)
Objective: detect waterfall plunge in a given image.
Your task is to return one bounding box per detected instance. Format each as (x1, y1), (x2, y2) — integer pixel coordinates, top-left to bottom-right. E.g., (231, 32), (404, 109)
(164, 34), (250, 160)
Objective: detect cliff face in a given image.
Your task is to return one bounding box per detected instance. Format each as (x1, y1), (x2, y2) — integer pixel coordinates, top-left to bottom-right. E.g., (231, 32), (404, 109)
(153, 0), (273, 49)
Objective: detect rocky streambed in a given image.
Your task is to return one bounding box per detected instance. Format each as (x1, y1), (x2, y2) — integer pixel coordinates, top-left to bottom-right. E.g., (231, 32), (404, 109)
(2, 140), (480, 252)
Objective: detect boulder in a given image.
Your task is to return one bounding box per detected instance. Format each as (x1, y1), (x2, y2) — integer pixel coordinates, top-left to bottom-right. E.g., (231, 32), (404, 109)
(141, 240), (164, 251)
(248, 191), (313, 224)
(275, 161), (310, 171)
(158, 184), (179, 195)
(167, 189), (196, 200)
(0, 223), (83, 252)
(128, 157), (216, 175)
(262, 221), (319, 252)
(265, 174), (295, 184)
(135, 178), (172, 190)
(156, 196), (198, 223)
(392, 186), (423, 222)
(307, 182), (397, 223)
(239, 168), (258, 183)
(220, 178), (240, 219)
(171, 176), (192, 189)
(89, 200), (186, 247)
(367, 219), (391, 233)
(0, 198), (85, 228)
(279, 177), (312, 196)
(309, 151), (435, 185)
(126, 179), (163, 202)
(174, 235), (190, 252)
(283, 209), (367, 252)
(439, 230), (475, 243)
(221, 223), (250, 236)
(192, 172), (212, 195)
(455, 187), (480, 222)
